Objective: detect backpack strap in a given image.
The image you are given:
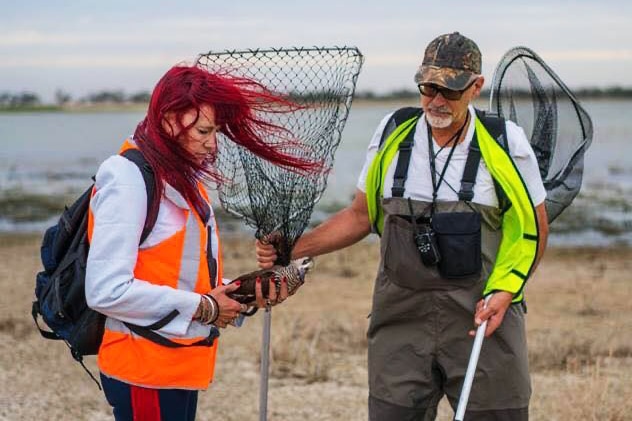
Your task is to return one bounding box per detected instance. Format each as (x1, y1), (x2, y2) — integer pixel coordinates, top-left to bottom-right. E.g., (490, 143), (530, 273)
(120, 148), (157, 243)
(472, 109), (511, 212)
(379, 107), (423, 148)
(124, 310), (219, 348)
(457, 110), (511, 208)
(475, 109), (508, 151)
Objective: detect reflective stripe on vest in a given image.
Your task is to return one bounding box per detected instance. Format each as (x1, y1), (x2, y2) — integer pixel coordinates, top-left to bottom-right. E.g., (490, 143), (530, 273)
(366, 117), (539, 302)
(88, 140), (222, 389)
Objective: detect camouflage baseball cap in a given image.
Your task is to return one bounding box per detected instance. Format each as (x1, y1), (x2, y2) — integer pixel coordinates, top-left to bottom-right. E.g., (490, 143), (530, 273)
(414, 32), (481, 91)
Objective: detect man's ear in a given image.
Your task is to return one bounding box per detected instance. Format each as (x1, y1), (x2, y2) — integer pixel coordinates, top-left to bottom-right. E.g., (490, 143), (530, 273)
(472, 76), (485, 98)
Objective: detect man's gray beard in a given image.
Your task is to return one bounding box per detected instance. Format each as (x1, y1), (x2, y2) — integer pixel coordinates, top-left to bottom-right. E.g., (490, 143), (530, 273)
(426, 113), (453, 129)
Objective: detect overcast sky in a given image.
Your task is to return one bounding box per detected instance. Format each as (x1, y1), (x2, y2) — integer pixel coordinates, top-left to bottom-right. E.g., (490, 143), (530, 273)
(1, 0), (630, 102)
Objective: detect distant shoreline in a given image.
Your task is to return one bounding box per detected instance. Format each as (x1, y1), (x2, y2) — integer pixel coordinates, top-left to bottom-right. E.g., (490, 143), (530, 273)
(0, 103), (148, 114)
(2, 94), (632, 114)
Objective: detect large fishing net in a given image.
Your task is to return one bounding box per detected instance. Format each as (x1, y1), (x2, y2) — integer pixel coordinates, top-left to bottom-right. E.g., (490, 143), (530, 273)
(196, 47), (363, 264)
(489, 47), (593, 223)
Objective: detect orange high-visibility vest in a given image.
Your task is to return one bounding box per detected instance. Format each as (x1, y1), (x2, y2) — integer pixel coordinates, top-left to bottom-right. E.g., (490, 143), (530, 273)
(87, 139), (222, 389)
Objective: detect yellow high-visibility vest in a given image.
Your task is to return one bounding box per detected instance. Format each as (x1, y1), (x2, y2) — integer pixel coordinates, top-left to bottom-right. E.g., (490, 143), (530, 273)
(366, 113), (539, 301)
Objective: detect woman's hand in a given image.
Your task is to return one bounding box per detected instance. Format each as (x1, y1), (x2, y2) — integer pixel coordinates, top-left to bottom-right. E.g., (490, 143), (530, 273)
(254, 276), (289, 308)
(208, 283), (247, 328)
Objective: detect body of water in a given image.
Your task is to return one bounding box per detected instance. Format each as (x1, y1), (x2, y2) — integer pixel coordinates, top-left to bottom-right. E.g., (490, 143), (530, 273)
(1, 99), (631, 246)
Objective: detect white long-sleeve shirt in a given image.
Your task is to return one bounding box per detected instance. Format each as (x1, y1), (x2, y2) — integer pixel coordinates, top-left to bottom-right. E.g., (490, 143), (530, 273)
(86, 155), (214, 337)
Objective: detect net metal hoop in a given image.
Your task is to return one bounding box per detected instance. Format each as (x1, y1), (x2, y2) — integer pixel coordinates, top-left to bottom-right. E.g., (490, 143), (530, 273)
(196, 46), (364, 262)
(490, 47), (592, 179)
(489, 46), (594, 222)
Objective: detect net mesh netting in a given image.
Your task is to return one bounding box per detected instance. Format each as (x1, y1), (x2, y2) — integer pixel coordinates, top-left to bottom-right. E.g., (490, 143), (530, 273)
(196, 47), (363, 264)
(489, 47), (593, 223)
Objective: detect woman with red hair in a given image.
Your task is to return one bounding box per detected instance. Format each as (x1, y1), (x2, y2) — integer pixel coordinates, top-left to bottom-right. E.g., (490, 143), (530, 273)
(85, 64), (318, 420)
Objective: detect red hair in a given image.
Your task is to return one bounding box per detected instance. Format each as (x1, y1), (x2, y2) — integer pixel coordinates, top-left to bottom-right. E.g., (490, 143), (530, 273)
(133, 64), (321, 222)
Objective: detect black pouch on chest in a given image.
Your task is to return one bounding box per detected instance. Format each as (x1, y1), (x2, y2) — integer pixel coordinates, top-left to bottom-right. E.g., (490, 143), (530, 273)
(431, 211), (481, 279)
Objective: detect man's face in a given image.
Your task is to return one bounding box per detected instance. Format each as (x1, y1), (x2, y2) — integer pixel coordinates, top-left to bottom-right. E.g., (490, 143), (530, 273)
(420, 76), (484, 129)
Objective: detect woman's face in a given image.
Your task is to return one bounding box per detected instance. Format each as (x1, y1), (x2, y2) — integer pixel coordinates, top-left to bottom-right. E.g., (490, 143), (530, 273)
(170, 105), (219, 164)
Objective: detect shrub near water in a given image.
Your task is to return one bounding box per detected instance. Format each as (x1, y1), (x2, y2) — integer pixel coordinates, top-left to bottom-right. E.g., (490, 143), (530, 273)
(0, 193), (68, 222)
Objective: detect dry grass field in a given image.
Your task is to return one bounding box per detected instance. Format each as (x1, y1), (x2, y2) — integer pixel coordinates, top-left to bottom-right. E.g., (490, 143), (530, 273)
(1, 234), (631, 420)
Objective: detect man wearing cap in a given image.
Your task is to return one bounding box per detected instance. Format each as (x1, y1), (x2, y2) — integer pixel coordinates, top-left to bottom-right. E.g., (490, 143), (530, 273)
(256, 32), (548, 420)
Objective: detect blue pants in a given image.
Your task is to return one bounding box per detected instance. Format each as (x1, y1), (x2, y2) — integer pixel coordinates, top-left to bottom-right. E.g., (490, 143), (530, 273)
(100, 373), (198, 421)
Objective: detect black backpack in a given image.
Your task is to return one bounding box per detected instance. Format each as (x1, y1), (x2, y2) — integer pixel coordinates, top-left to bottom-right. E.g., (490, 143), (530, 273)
(32, 149), (158, 386)
(32, 148), (219, 387)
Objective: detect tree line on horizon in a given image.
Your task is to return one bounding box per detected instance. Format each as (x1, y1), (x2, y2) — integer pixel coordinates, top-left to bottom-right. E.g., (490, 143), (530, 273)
(355, 86), (632, 100)
(2, 86), (632, 109)
(0, 89), (151, 109)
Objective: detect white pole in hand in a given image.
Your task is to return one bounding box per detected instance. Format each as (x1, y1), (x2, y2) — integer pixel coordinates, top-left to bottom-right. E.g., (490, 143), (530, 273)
(259, 305), (272, 421)
(454, 295), (492, 421)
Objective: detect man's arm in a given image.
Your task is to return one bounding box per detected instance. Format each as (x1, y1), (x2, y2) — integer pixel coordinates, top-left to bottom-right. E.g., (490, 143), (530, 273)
(472, 201), (549, 337)
(293, 190), (371, 258)
(256, 190), (371, 268)
(533, 202), (549, 271)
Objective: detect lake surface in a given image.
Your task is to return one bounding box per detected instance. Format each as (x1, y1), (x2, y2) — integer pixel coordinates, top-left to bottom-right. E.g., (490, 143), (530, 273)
(1, 99), (631, 246)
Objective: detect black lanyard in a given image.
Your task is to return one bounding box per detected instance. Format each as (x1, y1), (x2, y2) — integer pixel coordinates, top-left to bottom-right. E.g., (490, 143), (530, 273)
(426, 114), (469, 215)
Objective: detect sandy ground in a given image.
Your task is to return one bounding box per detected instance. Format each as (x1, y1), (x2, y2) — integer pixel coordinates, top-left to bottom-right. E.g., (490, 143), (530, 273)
(1, 234), (631, 420)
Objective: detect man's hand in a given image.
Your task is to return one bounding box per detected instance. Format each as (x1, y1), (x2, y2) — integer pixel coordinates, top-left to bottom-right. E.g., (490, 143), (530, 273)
(255, 239), (278, 269)
(468, 291), (513, 337)
(255, 190), (372, 270)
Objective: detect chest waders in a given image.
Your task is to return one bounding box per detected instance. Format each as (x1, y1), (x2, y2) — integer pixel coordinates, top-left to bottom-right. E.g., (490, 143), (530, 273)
(366, 109), (533, 421)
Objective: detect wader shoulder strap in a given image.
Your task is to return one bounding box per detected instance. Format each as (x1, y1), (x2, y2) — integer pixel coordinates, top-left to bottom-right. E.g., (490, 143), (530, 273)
(391, 121), (418, 197)
(378, 107), (423, 197)
(458, 132), (481, 202)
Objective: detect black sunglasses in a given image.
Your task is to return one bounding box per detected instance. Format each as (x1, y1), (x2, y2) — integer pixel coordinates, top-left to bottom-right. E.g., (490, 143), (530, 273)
(417, 79), (477, 101)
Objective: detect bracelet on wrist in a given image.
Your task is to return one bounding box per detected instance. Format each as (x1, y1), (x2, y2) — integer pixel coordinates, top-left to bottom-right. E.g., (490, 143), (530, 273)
(195, 296), (207, 322)
(201, 294), (219, 325)
(199, 295), (213, 325)
(207, 294), (220, 324)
